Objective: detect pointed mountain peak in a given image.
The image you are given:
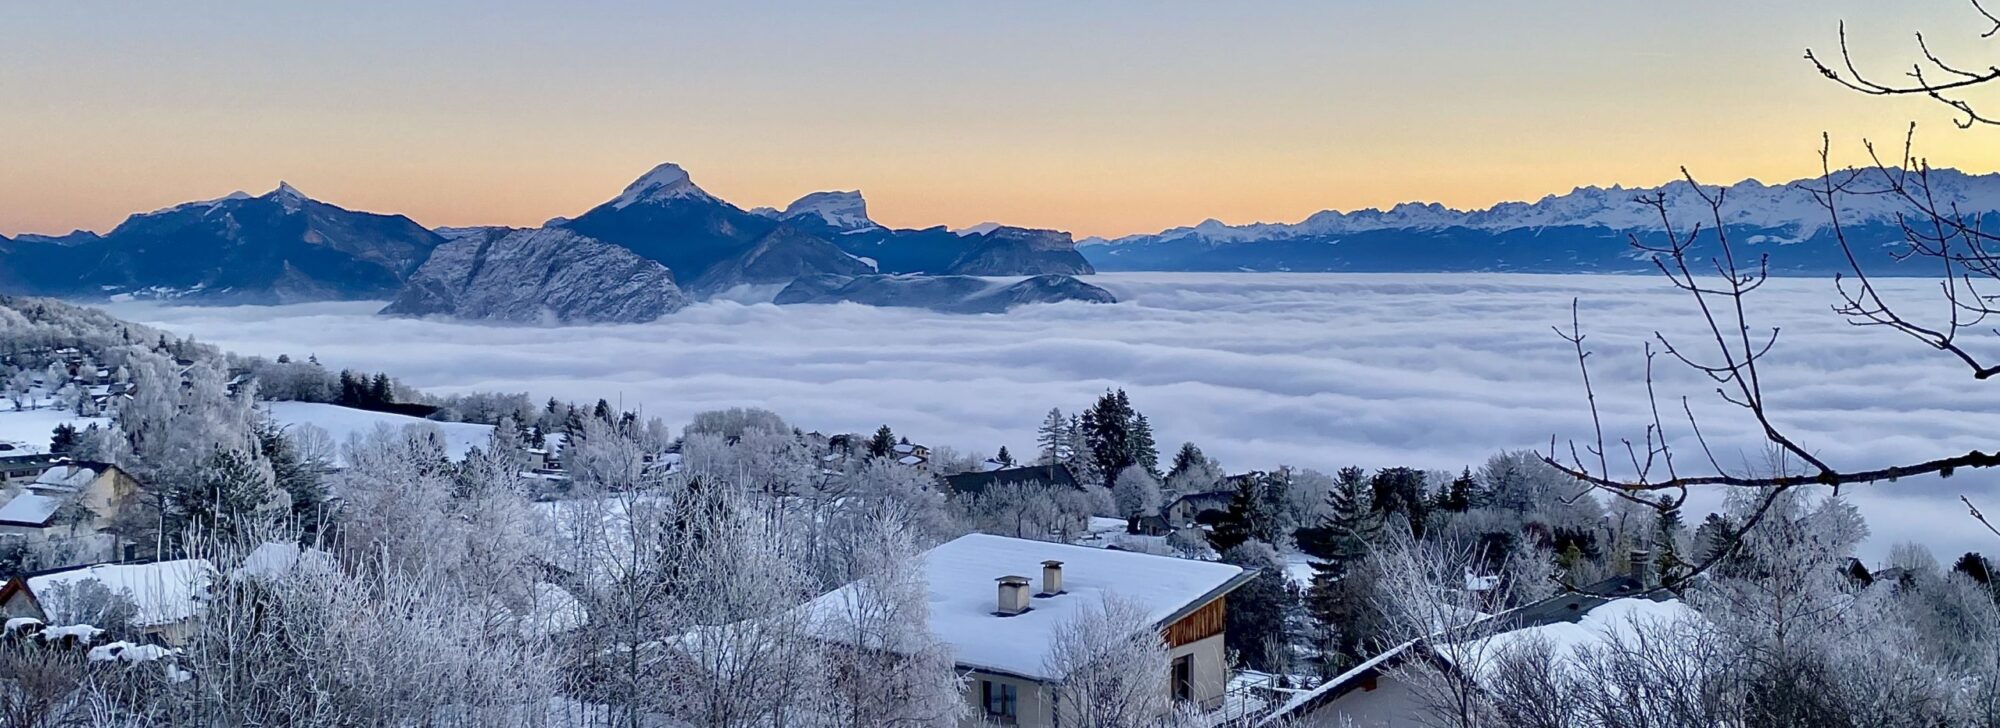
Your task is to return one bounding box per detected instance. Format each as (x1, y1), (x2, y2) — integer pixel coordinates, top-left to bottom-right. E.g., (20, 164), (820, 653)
(610, 162), (716, 209)
(264, 182), (312, 211)
(779, 190), (875, 230)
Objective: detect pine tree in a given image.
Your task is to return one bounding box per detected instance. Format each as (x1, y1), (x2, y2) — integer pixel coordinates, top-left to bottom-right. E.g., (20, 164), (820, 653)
(1301, 466), (1380, 664)
(1130, 413), (1159, 478)
(1208, 476), (1262, 553)
(1368, 467), (1430, 540)
(1434, 468), (1475, 513)
(337, 370), (362, 406)
(1168, 443), (1206, 480)
(49, 423), (78, 455)
(1083, 390), (1135, 483)
(1953, 552), (1993, 585)
(996, 445), (1013, 466)
(368, 373), (394, 406)
(1654, 494), (1687, 582)
(167, 447), (283, 542)
(1035, 408), (1067, 465)
(593, 398), (614, 423)
(868, 425), (896, 459)
(257, 418), (325, 524)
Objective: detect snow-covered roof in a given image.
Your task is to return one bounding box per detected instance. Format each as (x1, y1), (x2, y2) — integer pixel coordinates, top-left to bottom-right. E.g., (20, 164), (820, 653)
(32, 464), (99, 491)
(0, 492), (65, 527)
(1437, 596), (1699, 686)
(30, 560), (215, 628)
(892, 443), (917, 454)
(896, 455), (925, 466)
(801, 534), (1246, 681)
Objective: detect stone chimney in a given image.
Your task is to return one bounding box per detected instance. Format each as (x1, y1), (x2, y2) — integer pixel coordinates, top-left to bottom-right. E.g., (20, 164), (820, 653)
(1628, 548), (1653, 587)
(996, 576), (1031, 616)
(1040, 560), (1065, 596)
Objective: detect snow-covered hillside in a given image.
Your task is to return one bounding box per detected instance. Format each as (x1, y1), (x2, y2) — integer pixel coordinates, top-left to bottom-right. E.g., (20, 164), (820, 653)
(263, 401), (492, 464)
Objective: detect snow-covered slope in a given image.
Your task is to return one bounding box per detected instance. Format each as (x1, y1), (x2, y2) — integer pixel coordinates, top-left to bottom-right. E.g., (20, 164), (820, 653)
(606, 162), (717, 209)
(0, 408), (110, 455)
(381, 227), (691, 324)
(264, 401), (492, 464)
(778, 190), (877, 231)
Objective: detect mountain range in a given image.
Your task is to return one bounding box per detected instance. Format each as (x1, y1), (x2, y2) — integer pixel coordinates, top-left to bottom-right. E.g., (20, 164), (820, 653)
(7, 166), (1994, 321)
(1081, 169), (2000, 274)
(0, 164), (1104, 321)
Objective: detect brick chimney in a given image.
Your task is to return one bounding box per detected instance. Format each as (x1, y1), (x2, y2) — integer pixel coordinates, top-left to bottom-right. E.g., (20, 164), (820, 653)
(996, 575), (1031, 616)
(1040, 560), (1064, 596)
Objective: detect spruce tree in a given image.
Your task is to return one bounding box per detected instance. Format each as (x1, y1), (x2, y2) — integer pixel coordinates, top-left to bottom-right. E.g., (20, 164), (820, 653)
(1130, 413), (1160, 478)
(1302, 466), (1381, 664)
(996, 445), (1013, 466)
(868, 425), (896, 458)
(1035, 408), (1067, 465)
(368, 373), (394, 406)
(1207, 476), (1262, 553)
(1654, 495), (1687, 582)
(49, 423), (78, 455)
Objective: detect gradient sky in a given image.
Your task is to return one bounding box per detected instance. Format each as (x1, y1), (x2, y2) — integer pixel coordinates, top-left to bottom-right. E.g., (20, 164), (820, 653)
(4, 1), (1997, 239)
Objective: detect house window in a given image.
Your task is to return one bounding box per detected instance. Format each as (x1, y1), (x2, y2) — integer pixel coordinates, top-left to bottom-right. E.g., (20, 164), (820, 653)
(982, 680), (1018, 722)
(1172, 654), (1193, 702)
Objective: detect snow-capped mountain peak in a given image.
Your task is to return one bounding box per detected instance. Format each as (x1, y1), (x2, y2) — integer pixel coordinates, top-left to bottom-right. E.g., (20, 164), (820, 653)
(1103, 168), (2000, 247)
(779, 190), (875, 231)
(609, 162), (716, 209)
(266, 182), (311, 212)
(145, 190), (253, 216)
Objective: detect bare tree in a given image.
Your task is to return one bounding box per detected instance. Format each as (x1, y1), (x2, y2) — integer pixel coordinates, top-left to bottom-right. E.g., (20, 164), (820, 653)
(1547, 2), (2000, 576)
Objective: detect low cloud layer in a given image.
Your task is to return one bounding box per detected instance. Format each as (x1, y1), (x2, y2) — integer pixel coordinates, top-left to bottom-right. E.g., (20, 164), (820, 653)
(105, 273), (2000, 561)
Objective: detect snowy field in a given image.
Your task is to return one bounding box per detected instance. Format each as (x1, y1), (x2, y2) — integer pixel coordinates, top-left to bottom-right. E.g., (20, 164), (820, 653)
(102, 273), (2000, 559)
(0, 407), (110, 455)
(264, 401), (493, 465)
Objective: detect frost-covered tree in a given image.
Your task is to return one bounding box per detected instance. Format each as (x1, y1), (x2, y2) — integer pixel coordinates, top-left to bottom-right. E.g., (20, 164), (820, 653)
(1043, 594), (1173, 728)
(1036, 408), (1069, 465)
(1112, 464), (1162, 522)
(1164, 442), (1223, 497)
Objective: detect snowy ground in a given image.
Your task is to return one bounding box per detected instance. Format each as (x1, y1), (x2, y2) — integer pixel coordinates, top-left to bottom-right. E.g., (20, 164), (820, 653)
(263, 401), (493, 464)
(0, 407), (110, 456)
(101, 272), (2000, 560)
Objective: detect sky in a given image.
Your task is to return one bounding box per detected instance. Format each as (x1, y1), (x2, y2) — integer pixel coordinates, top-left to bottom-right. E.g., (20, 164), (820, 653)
(101, 273), (2000, 562)
(4, 1), (1998, 238)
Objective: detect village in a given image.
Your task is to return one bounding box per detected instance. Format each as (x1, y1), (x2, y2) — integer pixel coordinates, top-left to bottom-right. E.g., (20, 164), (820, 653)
(0, 320), (1802, 728)
(0, 285), (1993, 728)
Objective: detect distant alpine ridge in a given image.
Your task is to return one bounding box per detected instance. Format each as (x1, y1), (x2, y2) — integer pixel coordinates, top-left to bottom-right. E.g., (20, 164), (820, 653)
(0, 164), (1106, 322)
(1081, 169), (2000, 274)
(8, 167), (1994, 320)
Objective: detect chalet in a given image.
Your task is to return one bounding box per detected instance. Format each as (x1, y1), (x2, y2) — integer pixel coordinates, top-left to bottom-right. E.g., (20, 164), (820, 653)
(0, 462), (142, 564)
(1165, 489), (1235, 528)
(801, 534), (1256, 727)
(1265, 572), (1686, 727)
(0, 575), (42, 621)
(942, 464), (1082, 498)
(26, 559), (215, 646)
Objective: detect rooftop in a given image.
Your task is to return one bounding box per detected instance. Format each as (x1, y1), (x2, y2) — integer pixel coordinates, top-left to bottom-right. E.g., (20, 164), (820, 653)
(29, 559), (215, 628)
(802, 533), (1246, 681)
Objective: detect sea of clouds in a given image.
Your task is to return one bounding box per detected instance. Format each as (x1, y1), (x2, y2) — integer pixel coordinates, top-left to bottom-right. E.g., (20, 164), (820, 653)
(104, 273), (2000, 561)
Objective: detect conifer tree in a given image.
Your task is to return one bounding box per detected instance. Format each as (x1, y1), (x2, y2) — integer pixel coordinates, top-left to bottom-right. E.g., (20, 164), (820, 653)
(868, 425), (896, 459)
(49, 423), (78, 455)
(1035, 408), (1067, 465)
(1302, 466), (1380, 664)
